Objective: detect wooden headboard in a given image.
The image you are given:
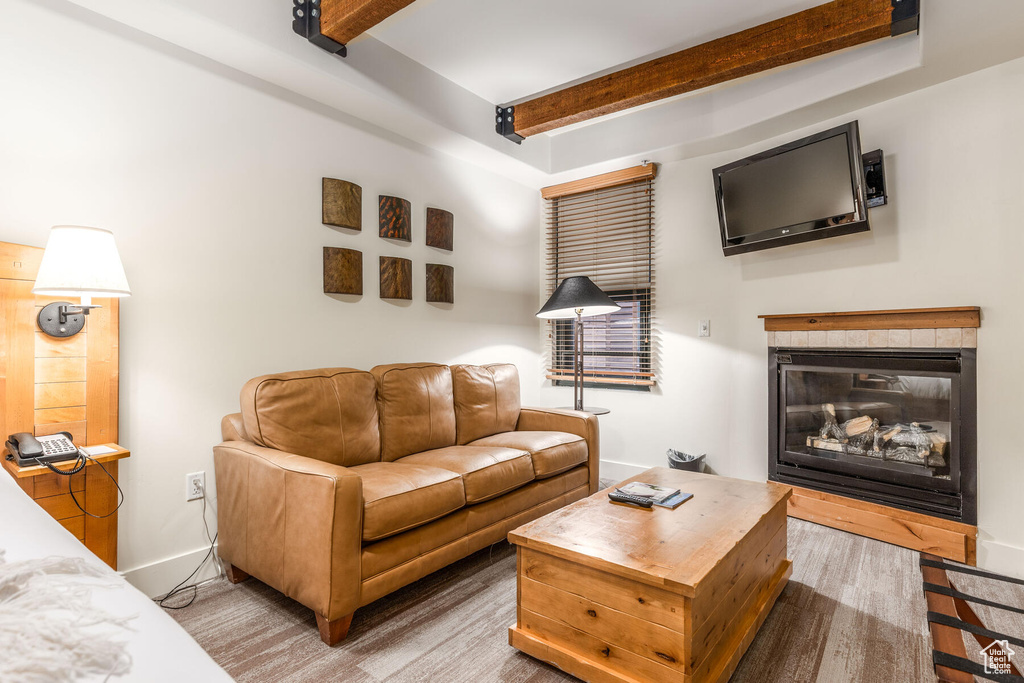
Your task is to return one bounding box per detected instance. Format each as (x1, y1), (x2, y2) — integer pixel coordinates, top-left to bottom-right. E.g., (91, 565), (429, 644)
(0, 241), (119, 447)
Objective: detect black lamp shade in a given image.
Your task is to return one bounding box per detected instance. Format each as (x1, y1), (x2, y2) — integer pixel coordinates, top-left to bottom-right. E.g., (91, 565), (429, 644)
(536, 276), (621, 319)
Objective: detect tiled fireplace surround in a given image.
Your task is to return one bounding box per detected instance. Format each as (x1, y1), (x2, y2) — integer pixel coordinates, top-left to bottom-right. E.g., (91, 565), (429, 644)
(760, 307), (981, 565)
(767, 326), (977, 350)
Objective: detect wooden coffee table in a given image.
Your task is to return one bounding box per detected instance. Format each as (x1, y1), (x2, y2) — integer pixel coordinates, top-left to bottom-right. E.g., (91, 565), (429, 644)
(508, 467), (792, 683)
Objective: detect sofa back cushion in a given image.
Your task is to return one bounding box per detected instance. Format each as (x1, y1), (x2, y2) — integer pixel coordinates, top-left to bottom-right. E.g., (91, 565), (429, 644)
(240, 368), (380, 466)
(371, 363), (457, 461)
(451, 363), (521, 444)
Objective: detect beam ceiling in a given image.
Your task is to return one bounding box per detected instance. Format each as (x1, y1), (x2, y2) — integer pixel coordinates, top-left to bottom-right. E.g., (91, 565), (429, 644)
(499, 0), (919, 141)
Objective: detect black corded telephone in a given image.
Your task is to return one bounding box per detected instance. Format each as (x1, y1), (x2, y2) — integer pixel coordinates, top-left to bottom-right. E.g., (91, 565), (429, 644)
(6, 432), (80, 466)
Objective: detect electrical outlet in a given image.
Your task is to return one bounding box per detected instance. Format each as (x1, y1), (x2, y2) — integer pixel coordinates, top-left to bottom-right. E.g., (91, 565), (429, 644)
(699, 319), (711, 337)
(186, 471), (205, 501)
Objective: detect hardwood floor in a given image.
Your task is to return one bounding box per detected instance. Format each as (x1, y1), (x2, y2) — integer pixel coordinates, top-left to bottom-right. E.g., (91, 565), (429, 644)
(170, 516), (1021, 682)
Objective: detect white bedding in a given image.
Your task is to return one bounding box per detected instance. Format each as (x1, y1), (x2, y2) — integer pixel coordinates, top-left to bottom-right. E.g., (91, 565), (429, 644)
(0, 471), (233, 682)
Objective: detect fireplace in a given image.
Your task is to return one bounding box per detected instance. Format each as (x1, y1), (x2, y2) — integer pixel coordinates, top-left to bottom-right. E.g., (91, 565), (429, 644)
(768, 347), (977, 524)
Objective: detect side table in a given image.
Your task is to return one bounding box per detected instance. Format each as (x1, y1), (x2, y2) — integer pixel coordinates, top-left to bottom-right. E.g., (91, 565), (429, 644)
(556, 406), (610, 415)
(3, 444), (130, 569)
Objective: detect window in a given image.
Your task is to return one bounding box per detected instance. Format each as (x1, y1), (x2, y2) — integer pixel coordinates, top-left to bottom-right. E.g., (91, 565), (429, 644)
(543, 165), (656, 389)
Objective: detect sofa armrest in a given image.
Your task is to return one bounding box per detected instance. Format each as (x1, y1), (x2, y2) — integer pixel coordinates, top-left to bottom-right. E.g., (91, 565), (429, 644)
(212, 441), (363, 620)
(221, 412), (248, 441)
(517, 407), (600, 494)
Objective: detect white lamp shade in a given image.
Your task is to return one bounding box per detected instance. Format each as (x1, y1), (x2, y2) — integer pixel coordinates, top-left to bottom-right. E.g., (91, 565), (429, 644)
(32, 226), (131, 298)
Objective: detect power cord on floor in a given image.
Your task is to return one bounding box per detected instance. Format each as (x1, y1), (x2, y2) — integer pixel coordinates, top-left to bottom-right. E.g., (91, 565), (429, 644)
(155, 482), (220, 610)
(487, 540), (510, 565)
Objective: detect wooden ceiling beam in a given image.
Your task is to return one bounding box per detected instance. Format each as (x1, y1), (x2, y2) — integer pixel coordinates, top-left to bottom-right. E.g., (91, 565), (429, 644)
(293, 0), (418, 56)
(321, 0), (418, 46)
(503, 0), (919, 140)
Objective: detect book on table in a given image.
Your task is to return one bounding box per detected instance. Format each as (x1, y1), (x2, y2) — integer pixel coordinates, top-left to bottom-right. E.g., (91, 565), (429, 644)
(617, 482), (693, 509)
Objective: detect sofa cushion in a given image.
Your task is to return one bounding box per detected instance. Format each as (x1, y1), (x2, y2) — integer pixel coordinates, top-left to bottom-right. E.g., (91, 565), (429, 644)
(469, 431), (587, 479)
(450, 364), (521, 445)
(371, 363), (457, 461)
(240, 368), (380, 466)
(360, 467), (591, 583)
(398, 445), (534, 504)
(349, 462), (466, 542)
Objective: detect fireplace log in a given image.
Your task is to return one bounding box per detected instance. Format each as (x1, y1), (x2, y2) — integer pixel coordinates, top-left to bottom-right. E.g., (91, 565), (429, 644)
(807, 436), (846, 453)
(888, 447), (927, 464)
(927, 433), (948, 467)
(809, 408), (952, 473)
(873, 425), (901, 452)
(842, 415), (874, 437)
(890, 424), (933, 462)
(819, 403), (847, 441)
(848, 418), (879, 451)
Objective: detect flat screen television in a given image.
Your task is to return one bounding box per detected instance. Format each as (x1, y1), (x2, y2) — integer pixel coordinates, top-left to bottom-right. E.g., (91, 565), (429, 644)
(713, 121), (870, 256)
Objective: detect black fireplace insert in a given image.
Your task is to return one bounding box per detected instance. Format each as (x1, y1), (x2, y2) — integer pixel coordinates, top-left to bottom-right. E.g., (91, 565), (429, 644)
(768, 347), (976, 524)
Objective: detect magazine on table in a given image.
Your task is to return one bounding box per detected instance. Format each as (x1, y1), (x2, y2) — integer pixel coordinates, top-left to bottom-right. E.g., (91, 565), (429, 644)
(617, 482), (680, 504)
(616, 482), (693, 509)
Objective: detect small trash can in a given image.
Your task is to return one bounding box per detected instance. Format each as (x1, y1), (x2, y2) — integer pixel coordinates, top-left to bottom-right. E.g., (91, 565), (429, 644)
(667, 449), (705, 473)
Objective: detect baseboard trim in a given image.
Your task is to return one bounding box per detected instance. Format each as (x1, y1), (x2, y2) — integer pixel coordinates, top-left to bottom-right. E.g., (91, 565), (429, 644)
(122, 543), (222, 599)
(977, 538), (1024, 581)
(598, 459), (648, 484)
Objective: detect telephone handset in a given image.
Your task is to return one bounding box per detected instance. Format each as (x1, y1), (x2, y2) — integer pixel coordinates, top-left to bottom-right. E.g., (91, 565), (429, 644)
(6, 432), (80, 467)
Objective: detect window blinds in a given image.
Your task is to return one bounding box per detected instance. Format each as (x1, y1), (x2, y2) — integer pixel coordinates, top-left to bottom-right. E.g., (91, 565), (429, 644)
(544, 169), (656, 388)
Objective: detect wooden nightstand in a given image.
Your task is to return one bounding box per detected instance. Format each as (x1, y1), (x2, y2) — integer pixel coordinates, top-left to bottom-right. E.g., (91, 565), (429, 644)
(3, 444), (129, 570)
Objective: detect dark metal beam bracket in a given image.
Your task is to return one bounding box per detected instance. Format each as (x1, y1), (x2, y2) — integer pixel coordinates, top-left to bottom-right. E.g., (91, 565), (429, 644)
(891, 0), (920, 37)
(495, 106), (524, 144)
(293, 0), (347, 57)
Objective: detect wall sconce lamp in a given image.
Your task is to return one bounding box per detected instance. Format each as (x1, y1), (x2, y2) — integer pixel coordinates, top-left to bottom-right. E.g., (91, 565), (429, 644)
(32, 226), (131, 338)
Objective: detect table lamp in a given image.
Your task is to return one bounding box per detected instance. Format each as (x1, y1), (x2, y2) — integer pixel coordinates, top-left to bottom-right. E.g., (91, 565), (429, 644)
(32, 226), (131, 338)
(536, 276), (620, 412)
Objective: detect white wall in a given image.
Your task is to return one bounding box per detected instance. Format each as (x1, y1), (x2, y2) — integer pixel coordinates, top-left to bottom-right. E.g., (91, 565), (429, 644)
(541, 56), (1024, 577)
(4, 0), (1022, 595)
(0, 1), (541, 594)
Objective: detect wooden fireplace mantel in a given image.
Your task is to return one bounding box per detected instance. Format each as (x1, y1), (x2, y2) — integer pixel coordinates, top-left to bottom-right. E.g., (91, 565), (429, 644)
(758, 306), (981, 332)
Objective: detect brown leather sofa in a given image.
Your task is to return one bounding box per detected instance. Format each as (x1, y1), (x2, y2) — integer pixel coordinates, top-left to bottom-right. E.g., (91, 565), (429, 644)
(213, 362), (599, 645)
